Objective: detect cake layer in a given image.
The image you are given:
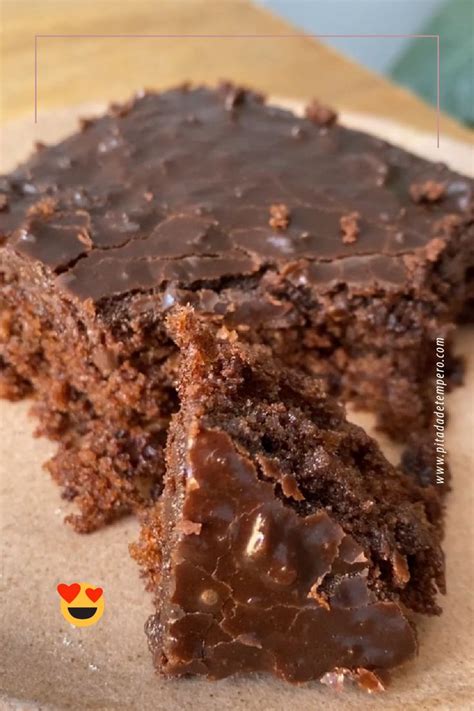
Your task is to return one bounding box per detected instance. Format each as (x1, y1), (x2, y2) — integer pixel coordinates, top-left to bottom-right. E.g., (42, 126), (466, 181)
(132, 308), (444, 685)
(1, 83), (472, 529)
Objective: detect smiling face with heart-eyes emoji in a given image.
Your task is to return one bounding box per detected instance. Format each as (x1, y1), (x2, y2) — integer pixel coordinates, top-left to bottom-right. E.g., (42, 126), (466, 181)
(57, 582), (105, 627)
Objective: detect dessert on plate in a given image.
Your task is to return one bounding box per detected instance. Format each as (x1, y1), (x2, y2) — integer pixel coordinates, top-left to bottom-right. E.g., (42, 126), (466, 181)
(0, 81), (470, 689)
(132, 308), (444, 686)
(0, 83), (471, 531)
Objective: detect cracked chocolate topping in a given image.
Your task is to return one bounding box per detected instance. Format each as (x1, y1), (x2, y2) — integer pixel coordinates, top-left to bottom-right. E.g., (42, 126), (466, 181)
(133, 308), (444, 684)
(1, 84), (472, 304)
(151, 425), (416, 682)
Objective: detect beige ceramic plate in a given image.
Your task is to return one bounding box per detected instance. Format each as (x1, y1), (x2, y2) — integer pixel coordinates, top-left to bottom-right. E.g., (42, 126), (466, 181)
(1, 102), (473, 710)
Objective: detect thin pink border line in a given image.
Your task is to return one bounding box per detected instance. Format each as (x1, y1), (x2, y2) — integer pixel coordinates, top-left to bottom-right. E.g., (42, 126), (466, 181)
(34, 33), (441, 147)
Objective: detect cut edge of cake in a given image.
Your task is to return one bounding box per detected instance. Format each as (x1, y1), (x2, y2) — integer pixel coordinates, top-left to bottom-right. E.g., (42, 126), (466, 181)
(131, 306), (445, 686)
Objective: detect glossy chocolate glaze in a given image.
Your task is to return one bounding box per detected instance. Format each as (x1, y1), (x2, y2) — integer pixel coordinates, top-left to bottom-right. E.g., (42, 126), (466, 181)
(136, 309), (444, 686)
(1, 84), (472, 305)
(148, 425), (416, 683)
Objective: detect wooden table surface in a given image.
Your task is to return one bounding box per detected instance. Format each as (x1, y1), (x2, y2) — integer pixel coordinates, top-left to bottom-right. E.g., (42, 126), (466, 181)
(2, 0), (473, 146)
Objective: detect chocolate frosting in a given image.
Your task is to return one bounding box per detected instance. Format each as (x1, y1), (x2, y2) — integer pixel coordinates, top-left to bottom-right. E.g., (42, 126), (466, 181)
(149, 426), (416, 682)
(1, 85), (472, 303)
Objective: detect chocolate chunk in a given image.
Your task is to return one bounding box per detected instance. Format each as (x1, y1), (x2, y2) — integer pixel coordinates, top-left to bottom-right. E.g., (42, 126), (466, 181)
(34, 140), (47, 152)
(268, 203), (290, 230)
(410, 180), (446, 204)
(218, 80), (264, 111)
(321, 667), (386, 693)
(26, 196), (57, 218)
(305, 99), (338, 127)
(79, 116), (96, 132)
(340, 211), (361, 244)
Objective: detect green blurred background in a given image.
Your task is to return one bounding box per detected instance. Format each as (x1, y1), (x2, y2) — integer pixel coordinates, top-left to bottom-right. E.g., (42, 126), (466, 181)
(258, 0), (474, 126)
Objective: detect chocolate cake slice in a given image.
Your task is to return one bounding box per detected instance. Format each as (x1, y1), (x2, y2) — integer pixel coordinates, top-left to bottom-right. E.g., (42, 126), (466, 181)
(132, 308), (444, 685)
(1, 83), (471, 530)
